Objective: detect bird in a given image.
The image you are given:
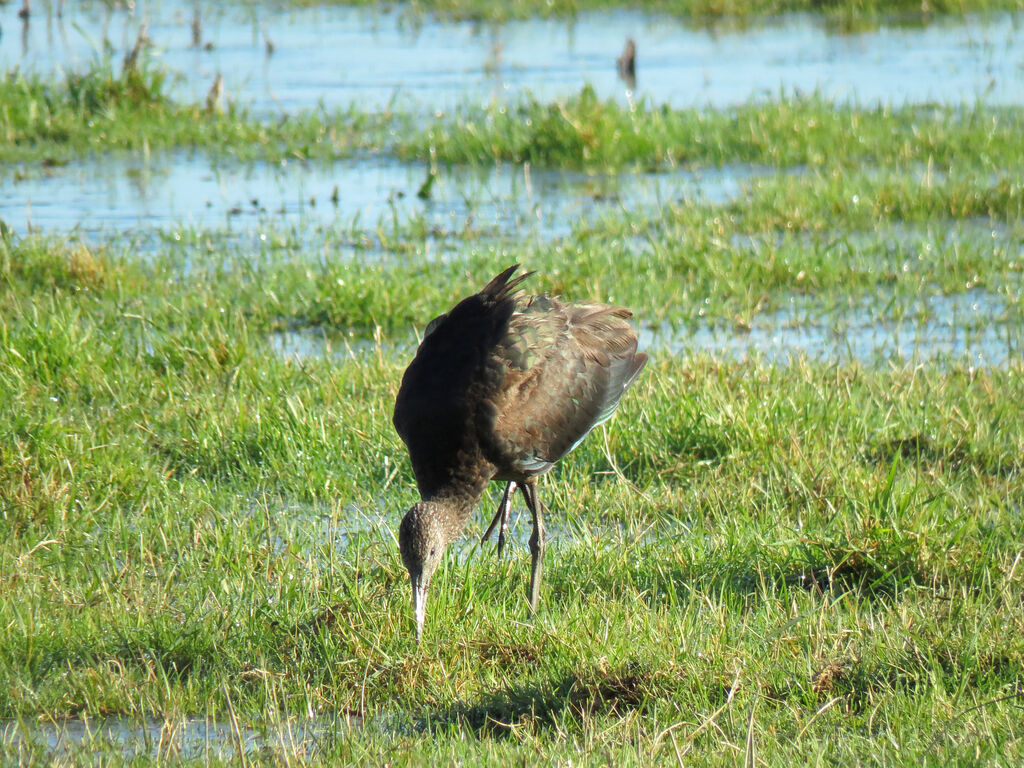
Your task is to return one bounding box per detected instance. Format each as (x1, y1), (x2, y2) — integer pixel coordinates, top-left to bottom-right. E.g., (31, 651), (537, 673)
(393, 266), (648, 640)
(617, 38), (637, 89)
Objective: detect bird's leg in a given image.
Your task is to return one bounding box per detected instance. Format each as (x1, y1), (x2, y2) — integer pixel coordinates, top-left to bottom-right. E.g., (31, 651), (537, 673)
(495, 481), (513, 559)
(481, 481), (516, 558)
(521, 480), (546, 614)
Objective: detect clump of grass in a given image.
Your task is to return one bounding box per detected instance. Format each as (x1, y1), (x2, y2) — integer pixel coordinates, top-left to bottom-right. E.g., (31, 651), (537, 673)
(0, 65), (398, 164)
(431, 659), (670, 735)
(403, 88), (1024, 171)
(726, 171), (1024, 231)
(0, 238), (110, 294)
(63, 60), (168, 114)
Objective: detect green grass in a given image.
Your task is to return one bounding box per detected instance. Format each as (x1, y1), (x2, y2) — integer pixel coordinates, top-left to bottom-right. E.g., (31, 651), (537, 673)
(1, 230), (1022, 764)
(4, 208), (1018, 342)
(400, 88), (1024, 172)
(0, 65), (400, 166)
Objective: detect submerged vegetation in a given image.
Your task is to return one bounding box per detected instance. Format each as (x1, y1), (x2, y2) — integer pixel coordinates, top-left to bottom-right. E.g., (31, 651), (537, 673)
(1, 3), (1023, 764)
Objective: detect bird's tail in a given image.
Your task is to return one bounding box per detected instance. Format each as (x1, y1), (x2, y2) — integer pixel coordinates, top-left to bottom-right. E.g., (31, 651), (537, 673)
(482, 265), (534, 302)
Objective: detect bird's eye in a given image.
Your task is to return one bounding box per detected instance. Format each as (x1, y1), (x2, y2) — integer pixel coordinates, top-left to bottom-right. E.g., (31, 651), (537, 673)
(429, 548), (436, 557)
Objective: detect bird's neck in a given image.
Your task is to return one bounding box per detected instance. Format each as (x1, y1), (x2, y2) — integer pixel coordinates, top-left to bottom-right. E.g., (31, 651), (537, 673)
(423, 480), (488, 545)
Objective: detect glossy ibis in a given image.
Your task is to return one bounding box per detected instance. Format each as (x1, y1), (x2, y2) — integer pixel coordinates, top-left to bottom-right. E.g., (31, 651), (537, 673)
(394, 266), (647, 640)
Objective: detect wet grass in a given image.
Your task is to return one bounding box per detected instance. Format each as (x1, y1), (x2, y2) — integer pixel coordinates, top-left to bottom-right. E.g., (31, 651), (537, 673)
(400, 88), (1024, 172)
(1, 230), (1022, 764)
(6, 63), (1024, 176)
(6, 66), (1024, 329)
(0, 65), (401, 166)
(5, 209), (1018, 341)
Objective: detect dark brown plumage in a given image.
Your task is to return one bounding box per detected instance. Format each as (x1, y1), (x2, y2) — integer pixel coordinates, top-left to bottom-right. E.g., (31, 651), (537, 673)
(394, 266), (647, 640)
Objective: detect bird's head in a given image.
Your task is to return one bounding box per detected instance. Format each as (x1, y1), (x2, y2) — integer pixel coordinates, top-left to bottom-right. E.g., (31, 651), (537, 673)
(398, 501), (449, 641)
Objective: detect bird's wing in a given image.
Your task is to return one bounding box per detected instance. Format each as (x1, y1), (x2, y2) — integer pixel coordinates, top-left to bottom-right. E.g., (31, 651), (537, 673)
(394, 266), (530, 439)
(483, 295), (647, 476)
(393, 266), (533, 495)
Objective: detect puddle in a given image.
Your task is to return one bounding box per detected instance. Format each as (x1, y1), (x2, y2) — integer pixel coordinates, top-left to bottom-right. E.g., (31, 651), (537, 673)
(0, 152), (745, 238)
(4, 4), (1024, 113)
(643, 290), (1022, 367)
(269, 328), (386, 362)
(269, 327), (422, 365)
(259, 497), (396, 557)
(0, 715), (352, 761)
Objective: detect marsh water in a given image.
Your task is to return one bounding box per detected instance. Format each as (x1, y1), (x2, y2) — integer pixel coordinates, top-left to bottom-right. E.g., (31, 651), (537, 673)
(1, 152), (749, 239)
(642, 289), (1021, 367)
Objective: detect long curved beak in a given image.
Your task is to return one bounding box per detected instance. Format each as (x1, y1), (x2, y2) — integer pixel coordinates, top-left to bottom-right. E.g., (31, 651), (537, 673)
(411, 574), (427, 642)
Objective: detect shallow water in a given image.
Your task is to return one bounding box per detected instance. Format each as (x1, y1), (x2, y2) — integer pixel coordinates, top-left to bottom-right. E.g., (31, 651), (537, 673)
(0, 152), (747, 238)
(4, 3), (1024, 113)
(642, 289), (1021, 367)
(0, 715), (350, 761)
